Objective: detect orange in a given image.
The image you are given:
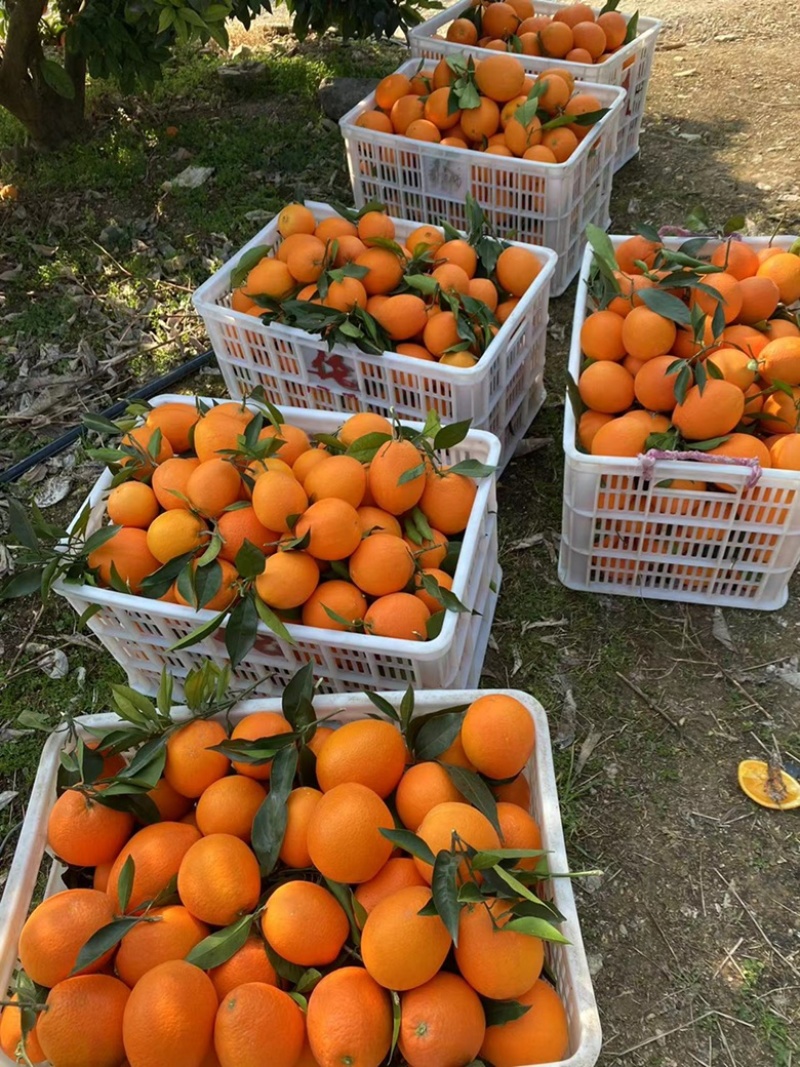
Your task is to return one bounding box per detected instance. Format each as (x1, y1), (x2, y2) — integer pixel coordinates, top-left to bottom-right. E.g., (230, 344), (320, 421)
(358, 210), (396, 247)
(494, 246), (541, 296)
(339, 411), (393, 447)
(415, 801), (501, 883)
(707, 346), (758, 390)
(481, 1), (520, 39)
(354, 857), (427, 917)
(503, 113), (543, 156)
(414, 567), (453, 614)
(262, 880), (349, 966)
(145, 402), (201, 454)
(294, 498), (363, 561)
(577, 410), (614, 451)
(364, 592), (431, 641)
(375, 73), (413, 112)
(539, 21), (573, 58)
(258, 422), (311, 467)
(38, 975), (129, 1067)
(436, 239), (478, 278)
(672, 379), (746, 441)
(19, 889), (117, 988)
(705, 434), (772, 492)
(47, 787), (134, 868)
(480, 979), (569, 1066)
(368, 439), (426, 514)
(553, 3), (594, 26)
(207, 936), (278, 1000)
(572, 20), (606, 58)
(255, 549), (320, 609)
(446, 17), (479, 44)
(357, 110), (393, 133)
(301, 580), (368, 631)
(432, 263), (471, 296)
(115, 905), (210, 987)
(757, 252), (800, 305)
(614, 235), (662, 275)
(578, 361), (635, 413)
(214, 982), (304, 1067)
(148, 775), (194, 821)
(286, 237), (328, 284)
(292, 448), (329, 485)
(195, 774), (267, 841)
(307, 968), (392, 1067)
(589, 416), (655, 459)
(737, 276), (781, 324)
(597, 9), (627, 49)
(217, 506), (278, 563)
(164, 719), (229, 798)
(0, 994), (46, 1064)
(423, 311), (461, 357)
(468, 277), (499, 311)
(580, 310), (626, 361)
(438, 733), (477, 771)
(276, 233), (321, 267)
(497, 801), (542, 870)
(323, 276), (368, 312)
(405, 528), (448, 569)
(151, 456), (201, 511)
(306, 782), (394, 883)
(633, 354), (688, 411)
(764, 318), (800, 341)
(332, 234), (368, 267)
(122, 960), (218, 1067)
(737, 758), (800, 811)
(192, 408), (252, 463)
(399, 972), (486, 1067)
(418, 469), (476, 535)
(250, 470), (308, 534)
(361, 886), (452, 990)
(106, 821), (201, 913)
(475, 54), (525, 102)
(354, 247), (405, 295)
(357, 506), (402, 537)
(178, 833), (261, 926)
(769, 433), (800, 471)
(395, 761), (464, 831)
(692, 271), (743, 325)
(304, 454), (367, 508)
(173, 558), (239, 612)
(390, 94), (426, 135)
(461, 693), (535, 779)
(534, 73), (571, 113)
(120, 424), (174, 479)
(185, 459), (242, 519)
(107, 481), (159, 528)
(621, 306), (677, 361)
(406, 118), (442, 143)
(348, 532), (415, 596)
(278, 202), (316, 238)
(279, 786), (323, 868)
(244, 257), (295, 300)
(406, 225), (445, 256)
(315, 719), (406, 797)
(88, 526), (160, 592)
(460, 97), (501, 141)
(760, 337), (800, 386)
(710, 240), (759, 280)
(230, 711), (293, 781)
(146, 510), (207, 565)
(493, 772), (532, 808)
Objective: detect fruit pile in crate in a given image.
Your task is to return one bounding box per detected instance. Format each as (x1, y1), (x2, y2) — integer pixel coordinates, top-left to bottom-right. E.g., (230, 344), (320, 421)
(560, 228), (800, 608)
(339, 58), (625, 296)
(0, 667), (601, 1067)
(191, 198), (557, 470)
(1, 395), (502, 697)
(407, 0), (662, 171)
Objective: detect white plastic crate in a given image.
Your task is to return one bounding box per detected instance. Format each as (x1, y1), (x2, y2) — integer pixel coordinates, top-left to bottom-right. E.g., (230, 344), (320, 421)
(409, 0), (662, 171)
(192, 201), (558, 471)
(560, 234), (800, 610)
(52, 395), (502, 697)
(0, 688), (602, 1067)
(339, 60), (626, 297)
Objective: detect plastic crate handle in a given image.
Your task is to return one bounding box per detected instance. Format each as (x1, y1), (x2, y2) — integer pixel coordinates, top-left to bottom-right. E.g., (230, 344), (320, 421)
(638, 450), (763, 488)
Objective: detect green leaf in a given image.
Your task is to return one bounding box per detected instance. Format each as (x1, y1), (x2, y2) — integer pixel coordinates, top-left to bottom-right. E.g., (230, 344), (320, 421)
(225, 596), (259, 669)
(685, 205), (711, 234)
(263, 942), (309, 985)
(585, 224), (620, 279)
(323, 880), (363, 947)
(40, 58), (75, 99)
(398, 462), (426, 486)
(169, 609), (230, 652)
(412, 711), (464, 760)
(0, 569), (46, 599)
(253, 596), (296, 645)
(209, 734), (298, 765)
(482, 999), (532, 1027)
(637, 287), (692, 326)
(231, 245), (271, 289)
(623, 9), (639, 44)
(505, 915), (570, 944)
(442, 765), (500, 835)
(83, 525), (122, 556)
(399, 684), (415, 734)
(691, 435), (734, 452)
(294, 969), (323, 995)
(194, 560), (223, 611)
(446, 459), (495, 478)
(140, 551), (196, 599)
(433, 419), (472, 451)
(405, 273), (440, 296)
(346, 432), (393, 464)
(420, 573), (469, 615)
(431, 850), (461, 945)
(282, 662), (316, 732)
(365, 691), (401, 722)
(251, 744), (299, 875)
(471, 849), (547, 871)
(117, 855), (136, 914)
(426, 610), (446, 641)
(390, 991), (402, 1059)
(71, 917), (143, 974)
(235, 539), (267, 580)
(8, 498), (40, 550)
(185, 915), (254, 969)
(380, 827), (436, 866)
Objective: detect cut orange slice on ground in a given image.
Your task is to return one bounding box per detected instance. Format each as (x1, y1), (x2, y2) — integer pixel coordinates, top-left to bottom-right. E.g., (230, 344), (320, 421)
(738, 759), (800, 811)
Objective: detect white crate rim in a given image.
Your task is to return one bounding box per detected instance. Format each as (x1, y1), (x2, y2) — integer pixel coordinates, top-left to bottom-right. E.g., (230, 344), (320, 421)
(563, 233), (800, 479)
(192, 200), (559, 387)
(339, 61), (627, 175)
(53, 397), (502, 661)
(408, 0), (663, 72)
(0, 689), (602, 1067)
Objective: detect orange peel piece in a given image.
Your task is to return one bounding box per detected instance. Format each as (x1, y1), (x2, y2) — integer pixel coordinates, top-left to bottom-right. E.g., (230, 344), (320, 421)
(738, 759), (800, 811)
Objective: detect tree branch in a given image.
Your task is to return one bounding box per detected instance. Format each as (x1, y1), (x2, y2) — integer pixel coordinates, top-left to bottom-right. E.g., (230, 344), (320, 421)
(0, 0), (47, 91)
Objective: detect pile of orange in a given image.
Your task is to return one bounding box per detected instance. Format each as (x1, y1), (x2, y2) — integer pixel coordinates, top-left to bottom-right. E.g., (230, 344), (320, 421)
(442, 0), (638, 67)
(86, 401), (490, 643)
(577, 236), (800, 466)
(2, 690), (573, 1067)
(359, 55), (606, 165)
(231, 201), (544, 367)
